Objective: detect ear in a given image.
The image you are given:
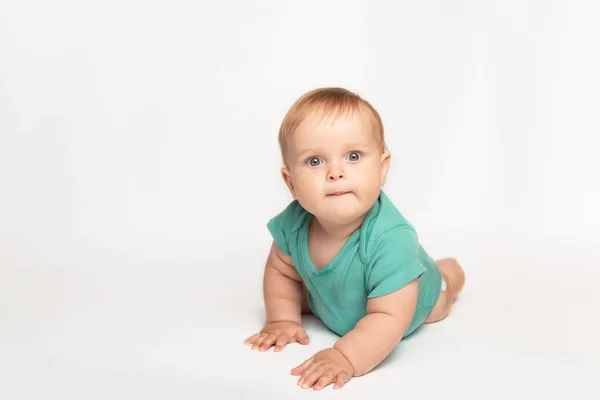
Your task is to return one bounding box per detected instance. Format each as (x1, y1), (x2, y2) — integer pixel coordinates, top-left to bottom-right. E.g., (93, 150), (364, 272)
(380, 152), (391, 186)
(281, 167), (297, 199)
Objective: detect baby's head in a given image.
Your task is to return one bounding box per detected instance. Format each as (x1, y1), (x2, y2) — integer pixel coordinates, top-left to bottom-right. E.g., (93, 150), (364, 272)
(278, 87), (391, 225)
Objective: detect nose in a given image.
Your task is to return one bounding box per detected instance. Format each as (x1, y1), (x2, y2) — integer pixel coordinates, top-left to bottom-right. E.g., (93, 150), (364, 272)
(327, 165), (345, 181)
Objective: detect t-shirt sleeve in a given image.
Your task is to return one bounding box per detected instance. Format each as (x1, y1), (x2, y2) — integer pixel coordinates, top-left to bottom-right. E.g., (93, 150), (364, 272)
(266, 201), (301, 256)
(366, 227), (426, 299)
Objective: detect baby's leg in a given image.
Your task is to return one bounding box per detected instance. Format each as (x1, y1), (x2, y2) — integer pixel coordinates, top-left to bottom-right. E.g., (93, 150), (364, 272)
(424, 258), (465, 324)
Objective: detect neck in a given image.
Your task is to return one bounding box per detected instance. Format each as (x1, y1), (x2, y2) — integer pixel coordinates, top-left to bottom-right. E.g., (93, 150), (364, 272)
(312, 213), (367, 241)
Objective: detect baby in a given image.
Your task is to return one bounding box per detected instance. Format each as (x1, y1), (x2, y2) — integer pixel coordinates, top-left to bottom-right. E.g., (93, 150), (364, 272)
(244, 87), (466, 390)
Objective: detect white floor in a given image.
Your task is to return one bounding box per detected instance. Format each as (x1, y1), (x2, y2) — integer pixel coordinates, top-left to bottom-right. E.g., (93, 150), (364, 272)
(2, 0), (599, 398)
(1, 247), (598, 400)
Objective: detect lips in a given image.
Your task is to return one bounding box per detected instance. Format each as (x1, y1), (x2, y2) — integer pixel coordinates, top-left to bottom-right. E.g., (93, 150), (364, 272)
(327, 191), (351, 196)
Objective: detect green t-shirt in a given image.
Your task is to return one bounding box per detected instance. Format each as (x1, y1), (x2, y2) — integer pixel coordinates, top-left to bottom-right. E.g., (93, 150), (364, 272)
(267, 190), (442, 338)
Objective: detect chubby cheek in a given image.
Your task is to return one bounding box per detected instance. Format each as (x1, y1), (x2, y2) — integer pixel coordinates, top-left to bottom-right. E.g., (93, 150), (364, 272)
(293, 170), (320, 190)
(291, 172), (323, 204)
(354, 167), (384, 200)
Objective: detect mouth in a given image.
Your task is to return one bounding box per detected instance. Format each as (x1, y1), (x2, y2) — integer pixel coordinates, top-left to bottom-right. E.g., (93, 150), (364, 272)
(327, 191), (351, 197)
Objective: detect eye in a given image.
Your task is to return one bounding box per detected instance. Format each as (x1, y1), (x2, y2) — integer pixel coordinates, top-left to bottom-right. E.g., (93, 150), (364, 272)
(307, 157), (322, 167)
(346, 151), (361, 162)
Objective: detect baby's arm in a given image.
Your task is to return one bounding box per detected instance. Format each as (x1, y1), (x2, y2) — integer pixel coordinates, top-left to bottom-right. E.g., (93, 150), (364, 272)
(334, 278), (420, 376)
(290, 279), (419, 389)
(263, 241), (303, 324)
(245, 242), (310, 351)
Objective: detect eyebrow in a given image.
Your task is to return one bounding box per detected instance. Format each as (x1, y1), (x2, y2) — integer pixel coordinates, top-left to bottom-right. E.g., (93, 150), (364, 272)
(296, 148), (320, 159)
(295, 144), (371, 159)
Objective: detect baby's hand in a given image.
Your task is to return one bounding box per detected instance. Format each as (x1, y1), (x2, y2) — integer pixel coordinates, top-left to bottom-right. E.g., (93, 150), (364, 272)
(244, 321), (310, 352)
(291, 348), (354, 390)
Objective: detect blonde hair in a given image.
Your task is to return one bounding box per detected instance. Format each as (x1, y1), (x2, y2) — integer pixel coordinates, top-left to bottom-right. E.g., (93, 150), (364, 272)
(278, 87), (386, 167)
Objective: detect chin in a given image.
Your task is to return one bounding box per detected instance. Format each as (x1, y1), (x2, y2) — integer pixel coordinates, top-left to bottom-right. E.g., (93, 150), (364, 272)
(321, 208), (362, 225)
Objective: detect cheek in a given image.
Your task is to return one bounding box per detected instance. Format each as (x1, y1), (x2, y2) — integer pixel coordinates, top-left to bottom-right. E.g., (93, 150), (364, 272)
(353, 160), (380, 178)
(293, 170), (322, 188)
(294, 172), (324, 200)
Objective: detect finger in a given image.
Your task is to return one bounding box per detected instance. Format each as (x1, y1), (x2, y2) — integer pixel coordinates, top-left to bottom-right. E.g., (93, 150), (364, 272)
(300, 362), (328, 389)
(244, 333), (260, 344)
(274, 334), (289, 352)
(298, 360), (326, 387)
(296, 329), (310, 345)
(251, 333), (269, 350)
(290, 357), (313, 376)
(250, 333), (264, 350)
(259, 334), (277, 351)
(333, 372), (351, 389)
(313, 368), (338, 390)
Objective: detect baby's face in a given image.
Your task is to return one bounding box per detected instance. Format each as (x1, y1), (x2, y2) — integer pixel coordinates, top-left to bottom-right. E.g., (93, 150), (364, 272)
(282, 109), (390, 226)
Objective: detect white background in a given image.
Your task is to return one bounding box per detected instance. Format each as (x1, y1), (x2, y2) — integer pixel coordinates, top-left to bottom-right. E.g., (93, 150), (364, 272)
(1, 1), (599, 399)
